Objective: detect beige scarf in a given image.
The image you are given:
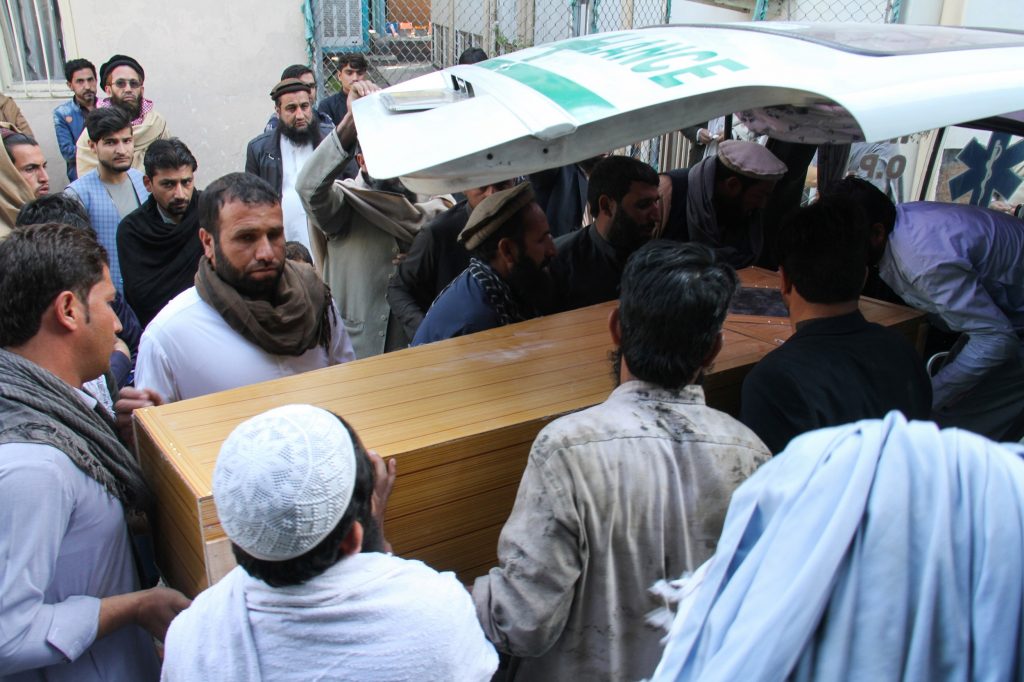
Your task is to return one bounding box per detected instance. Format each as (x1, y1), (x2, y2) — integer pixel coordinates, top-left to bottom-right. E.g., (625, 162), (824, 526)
(0, 128), (34, 237)
(195, 258), (336, 356)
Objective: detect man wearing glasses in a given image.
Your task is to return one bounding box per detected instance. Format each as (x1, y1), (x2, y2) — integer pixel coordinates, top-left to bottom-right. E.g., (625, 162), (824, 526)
(73, 55), (170, 177)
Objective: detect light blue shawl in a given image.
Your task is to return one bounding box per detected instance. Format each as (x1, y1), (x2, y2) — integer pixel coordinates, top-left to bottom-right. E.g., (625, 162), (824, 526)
(652, 412), (1024, 681)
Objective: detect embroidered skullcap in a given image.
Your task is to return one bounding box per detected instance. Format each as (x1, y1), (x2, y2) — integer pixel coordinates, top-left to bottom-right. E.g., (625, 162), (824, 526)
(270, 78), (313, 102)
(99, 55), (144, 87)
(458, 181), (535, 250)
(717, 140), (787, 181)
(213, 404), (357, 561)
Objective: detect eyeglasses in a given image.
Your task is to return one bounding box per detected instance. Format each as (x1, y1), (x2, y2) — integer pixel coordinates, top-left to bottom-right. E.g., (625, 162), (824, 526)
(112, 79), (142, 89)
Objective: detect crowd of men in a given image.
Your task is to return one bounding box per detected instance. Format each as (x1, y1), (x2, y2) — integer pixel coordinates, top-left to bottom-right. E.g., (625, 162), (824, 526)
(0, 45), (1022, 681)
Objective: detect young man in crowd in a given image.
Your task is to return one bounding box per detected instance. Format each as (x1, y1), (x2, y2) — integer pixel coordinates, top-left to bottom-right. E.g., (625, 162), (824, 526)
(53, 58), (97, 181)
(117, 138), (205, 327)
(66, 107), (149, 294)
(0, 223), (189, 680)
(473, 241), (770, 680)
(740, 195), (932, 453)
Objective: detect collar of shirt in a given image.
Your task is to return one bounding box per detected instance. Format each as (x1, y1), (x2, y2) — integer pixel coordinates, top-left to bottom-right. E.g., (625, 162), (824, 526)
(156, 202), (177, 224)
(73, 385), (99, 410)
(612, 379), (706, 406)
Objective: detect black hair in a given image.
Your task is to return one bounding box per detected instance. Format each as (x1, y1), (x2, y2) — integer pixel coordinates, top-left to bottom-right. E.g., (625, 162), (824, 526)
(232, 415), (376, 587)
(198, 172), (280, 238)
(64, 58), (96, 83)
(2, 133), (38, 160)
(587, 155), (659, 215)
(15, 193), (90, 230)
(280, 64), (314, 81)
(458, 47), (488, 65)
(0, 223), (108, 348)
(618, 240), (737, 389)
(335, 52), (368, 72)
(143, 137), (198, 177)
(776, 195), (869, 304)
(469, 202), (534, 263)
(824, 176), (898, 235)
(285, 241), (314, 265)
(85, 106), (131, 143)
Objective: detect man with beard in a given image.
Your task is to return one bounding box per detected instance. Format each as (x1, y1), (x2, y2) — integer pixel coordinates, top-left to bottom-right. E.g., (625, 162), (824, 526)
(263, 64), (334, 133)
(246, 78), (335, 259)
(66, 107), (149, 295)
(658, 140), (786, 268)
(388, 177), (518, 339)
(552, 155), (660, 311)
(473, 241), (770, 680)
(411, 182), (557, 345)
(117, 138), (205, 328)
(298, 81), (453, 358)
(74, 55), (170, 177)
(53, 58), (97, 181)
(134, 173), (354, 403)
(161, 404), (498, 681)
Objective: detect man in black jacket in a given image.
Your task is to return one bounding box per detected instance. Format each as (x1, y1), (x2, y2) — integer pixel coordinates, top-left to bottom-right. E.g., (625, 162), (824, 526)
(117, 138), (204, 328)
(739, 195), (931, 453)
(245, 78), (334, 261)
(388, 178), (516, 339)
(551, 155), (660, 311)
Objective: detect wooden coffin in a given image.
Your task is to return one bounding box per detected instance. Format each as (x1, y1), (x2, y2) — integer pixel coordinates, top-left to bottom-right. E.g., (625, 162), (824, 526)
(134, 268), (926, 598)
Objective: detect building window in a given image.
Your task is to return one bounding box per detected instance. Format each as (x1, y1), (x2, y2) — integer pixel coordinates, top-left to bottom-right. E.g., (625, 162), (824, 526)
(0, 0), (65, 88)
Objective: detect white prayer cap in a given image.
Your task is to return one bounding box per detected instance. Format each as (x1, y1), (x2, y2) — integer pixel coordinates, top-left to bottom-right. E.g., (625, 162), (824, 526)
(213, 404), (357, 561)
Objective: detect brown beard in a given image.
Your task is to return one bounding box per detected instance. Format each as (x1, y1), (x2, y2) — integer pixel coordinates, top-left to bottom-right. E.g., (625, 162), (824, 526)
(212, 237), (283, 300)
(111, 97), (141, 120)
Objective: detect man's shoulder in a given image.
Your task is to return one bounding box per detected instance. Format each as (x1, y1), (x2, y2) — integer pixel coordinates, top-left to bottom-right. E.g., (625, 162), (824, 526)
(537, 382), (768, 458)
(53, 98), (77, 117)
(425, 201), (468, 236)
(554, 224), (591, 248)
(247, 130), (276, 151)
(145, 287), (208, 334)
(67, 171), (100, 192)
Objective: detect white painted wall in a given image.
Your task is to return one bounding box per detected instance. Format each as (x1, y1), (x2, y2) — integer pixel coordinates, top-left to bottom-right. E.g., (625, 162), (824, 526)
(6, 0), (310, 192)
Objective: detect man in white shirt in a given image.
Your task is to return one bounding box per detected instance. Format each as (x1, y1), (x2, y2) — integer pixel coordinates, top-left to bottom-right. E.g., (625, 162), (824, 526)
(135, 172), (354, 403)
(0, 223), (189, 680)
(245, 78), (334, 261)
(162, 404), (498, 681)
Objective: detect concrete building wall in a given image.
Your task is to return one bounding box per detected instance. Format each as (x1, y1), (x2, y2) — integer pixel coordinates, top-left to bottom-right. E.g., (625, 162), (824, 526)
(5, 0), (310, 192)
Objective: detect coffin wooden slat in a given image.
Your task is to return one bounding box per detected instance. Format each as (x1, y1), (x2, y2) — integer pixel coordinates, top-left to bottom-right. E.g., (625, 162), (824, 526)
(135, 267), (926, 597)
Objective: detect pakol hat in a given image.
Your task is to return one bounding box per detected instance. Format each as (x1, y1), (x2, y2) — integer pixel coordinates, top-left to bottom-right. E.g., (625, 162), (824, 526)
(213, 404), (357, 562)
(458, 181), (534, 250)
(270, 78), (313, 102)
(717, 140), (787, 181)
(99, 55), (144, 87)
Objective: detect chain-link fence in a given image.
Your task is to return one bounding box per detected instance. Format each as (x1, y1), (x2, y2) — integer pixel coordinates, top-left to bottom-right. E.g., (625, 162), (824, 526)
(306, 0), (904, 172)
(754, 0), (903, 23)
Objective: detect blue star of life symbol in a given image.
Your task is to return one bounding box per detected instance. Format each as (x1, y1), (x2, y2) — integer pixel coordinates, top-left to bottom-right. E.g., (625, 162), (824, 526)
(949, 133), (1024, 206)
